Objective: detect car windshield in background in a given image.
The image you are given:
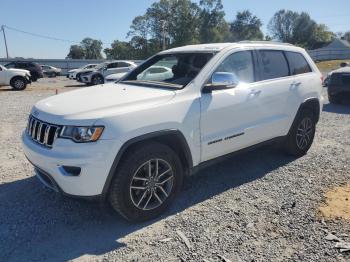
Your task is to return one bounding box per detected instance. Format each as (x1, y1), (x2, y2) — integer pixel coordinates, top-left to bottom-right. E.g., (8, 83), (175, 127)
(95, 63), (108, 70)
(121, 52), (215, 88)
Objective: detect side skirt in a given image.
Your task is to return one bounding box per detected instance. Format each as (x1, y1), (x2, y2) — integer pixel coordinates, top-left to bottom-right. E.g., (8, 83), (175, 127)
(190, 136), (286, 175)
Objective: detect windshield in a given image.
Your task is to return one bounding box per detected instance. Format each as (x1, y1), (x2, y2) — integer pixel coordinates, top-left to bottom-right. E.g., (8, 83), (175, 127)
(121, 52), (214, 88)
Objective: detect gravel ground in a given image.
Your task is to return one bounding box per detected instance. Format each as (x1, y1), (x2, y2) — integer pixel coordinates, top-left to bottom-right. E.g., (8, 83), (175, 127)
(0, 78), (350, 262)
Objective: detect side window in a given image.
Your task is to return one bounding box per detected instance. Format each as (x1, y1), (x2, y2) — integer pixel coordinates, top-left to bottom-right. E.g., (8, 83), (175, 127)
(214, 51), (255, 83)
(285, 52), (312, 75)
(5, 63), (15, 68)
(118, 62), (130, 68)
(107, 63), (118, 69)
(258, 50), (289, 80)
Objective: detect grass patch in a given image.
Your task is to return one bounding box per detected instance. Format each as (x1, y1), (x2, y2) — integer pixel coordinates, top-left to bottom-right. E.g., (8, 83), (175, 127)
(316, 59), (349, 73)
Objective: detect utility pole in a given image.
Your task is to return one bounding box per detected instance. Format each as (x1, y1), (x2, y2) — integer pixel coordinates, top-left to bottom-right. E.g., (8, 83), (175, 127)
(1, 25), (9, 59)
(161, 20), (167, 50)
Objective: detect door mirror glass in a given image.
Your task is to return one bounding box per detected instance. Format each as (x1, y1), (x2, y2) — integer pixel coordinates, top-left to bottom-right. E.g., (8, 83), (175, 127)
(203, 72), (239, 93)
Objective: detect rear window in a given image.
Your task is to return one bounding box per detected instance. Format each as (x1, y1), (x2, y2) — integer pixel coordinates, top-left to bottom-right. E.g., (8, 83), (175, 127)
(285, 52), (312, 75)
(258, 50), (289, 80)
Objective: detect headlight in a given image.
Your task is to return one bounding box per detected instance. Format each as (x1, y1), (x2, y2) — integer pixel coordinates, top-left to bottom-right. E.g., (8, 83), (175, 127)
(60, 126), (104, 143)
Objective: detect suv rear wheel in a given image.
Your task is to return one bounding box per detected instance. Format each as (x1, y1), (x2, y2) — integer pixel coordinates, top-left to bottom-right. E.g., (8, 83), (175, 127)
(10, 77), (27, 91)
(108, 142), (183, 222)
(284, 109), (316, 156)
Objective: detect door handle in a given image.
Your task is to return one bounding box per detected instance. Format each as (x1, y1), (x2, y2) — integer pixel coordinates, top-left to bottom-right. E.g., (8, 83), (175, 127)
(291, 81), (301, 88)
(251, 89), (261, 96)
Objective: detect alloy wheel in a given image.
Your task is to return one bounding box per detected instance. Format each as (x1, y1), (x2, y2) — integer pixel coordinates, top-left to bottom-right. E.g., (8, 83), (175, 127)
(296, 117), (313, 150)
(14, 79), (24, 89)
(130, 159), (174, 211)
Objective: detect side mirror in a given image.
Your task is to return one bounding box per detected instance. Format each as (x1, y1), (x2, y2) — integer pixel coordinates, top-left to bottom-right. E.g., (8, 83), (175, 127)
(203, 72), (239, 93)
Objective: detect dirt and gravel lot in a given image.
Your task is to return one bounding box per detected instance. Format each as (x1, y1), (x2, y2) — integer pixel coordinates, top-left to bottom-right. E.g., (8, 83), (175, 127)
(1, 77), (350, 262)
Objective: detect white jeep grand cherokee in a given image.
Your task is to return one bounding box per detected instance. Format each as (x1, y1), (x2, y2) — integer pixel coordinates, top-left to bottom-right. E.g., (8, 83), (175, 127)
(22, 42), (323, 221)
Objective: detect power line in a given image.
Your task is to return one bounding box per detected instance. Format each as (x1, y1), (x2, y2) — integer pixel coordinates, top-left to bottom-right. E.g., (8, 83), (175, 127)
(2, 25), (114, 45)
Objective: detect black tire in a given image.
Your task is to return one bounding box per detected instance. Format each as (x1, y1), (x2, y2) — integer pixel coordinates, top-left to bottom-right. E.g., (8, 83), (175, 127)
(91, 75), (104, 85)
(31, 75), (38, 82)
(10, 77), (27, 91)
(328, 94), (340, 104)
(76, 73), (81, 82)
(284, 109), (316, 157)
(108, 142), (184, 222)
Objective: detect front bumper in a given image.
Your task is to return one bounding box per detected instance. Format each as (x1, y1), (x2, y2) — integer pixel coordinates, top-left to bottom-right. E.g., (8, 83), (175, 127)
(22, 132), (122, 197)
(81, 74), (92, 83)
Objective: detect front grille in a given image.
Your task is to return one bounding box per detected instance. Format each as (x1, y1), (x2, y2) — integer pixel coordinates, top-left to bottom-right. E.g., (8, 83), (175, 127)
(26, 115), (62, 148)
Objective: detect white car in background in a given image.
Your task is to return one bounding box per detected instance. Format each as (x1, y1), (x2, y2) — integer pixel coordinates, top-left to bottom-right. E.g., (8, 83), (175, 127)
(0, 64), (31, 90)
(105, 65), (172, 83)
(137, 66), (173, 81)
(67, 64), (98, 80)
(80, 61), (137, 85)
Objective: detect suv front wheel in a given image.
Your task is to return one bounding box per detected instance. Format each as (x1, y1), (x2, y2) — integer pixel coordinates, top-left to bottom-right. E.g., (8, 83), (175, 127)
(284, 109), (316, 156)
(108, 142), (183, 222)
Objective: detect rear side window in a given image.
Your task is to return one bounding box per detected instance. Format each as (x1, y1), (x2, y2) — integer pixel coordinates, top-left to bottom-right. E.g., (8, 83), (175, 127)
(118, 62), (130, 67)
(258, 50), (289, 80)
(285, 52), (312, 75)
(107, 63), (119, 69)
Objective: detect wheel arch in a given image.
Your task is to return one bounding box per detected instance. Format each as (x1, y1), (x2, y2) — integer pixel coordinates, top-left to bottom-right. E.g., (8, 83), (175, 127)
(102, 130), (193, 197)
(10, 75), (26, 86)
(298, 98), (321, 123)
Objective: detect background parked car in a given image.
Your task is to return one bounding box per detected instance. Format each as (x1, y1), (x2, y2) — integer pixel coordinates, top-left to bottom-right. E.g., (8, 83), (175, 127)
(136, 66), (173, 81)
(4, 61), (43, 82)
(80, 61), (137, 85)
(67, 64), (98, 81)
(327, 66), (350, 103)
(0, 64), (31, 90)
(41, 65), (61, 77)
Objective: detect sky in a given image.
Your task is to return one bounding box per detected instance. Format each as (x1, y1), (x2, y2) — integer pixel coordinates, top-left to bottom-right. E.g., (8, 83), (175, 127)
(0, 0), (349, 59)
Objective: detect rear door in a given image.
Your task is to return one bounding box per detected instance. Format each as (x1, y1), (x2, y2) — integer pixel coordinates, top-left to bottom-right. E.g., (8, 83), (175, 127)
(250, 49), (296, 139)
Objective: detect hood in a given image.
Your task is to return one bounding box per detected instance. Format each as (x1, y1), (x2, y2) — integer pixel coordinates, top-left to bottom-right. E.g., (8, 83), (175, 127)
(68, 69), (78, 73)
(8, 68), (30, 74)
(33, 83), (176, 124)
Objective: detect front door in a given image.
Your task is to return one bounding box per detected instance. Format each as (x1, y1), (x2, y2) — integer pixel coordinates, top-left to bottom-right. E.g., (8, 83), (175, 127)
(200, 50), (265, 162)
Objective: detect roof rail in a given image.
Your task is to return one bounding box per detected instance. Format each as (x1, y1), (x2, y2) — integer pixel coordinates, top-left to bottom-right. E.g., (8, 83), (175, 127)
(238, 41), (293, 46)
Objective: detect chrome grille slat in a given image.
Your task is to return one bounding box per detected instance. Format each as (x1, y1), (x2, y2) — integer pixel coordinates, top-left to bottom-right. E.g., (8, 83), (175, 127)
(37, 122), (43, 141)
(26, 115), (61, 149)
(44, 125), (50, 145)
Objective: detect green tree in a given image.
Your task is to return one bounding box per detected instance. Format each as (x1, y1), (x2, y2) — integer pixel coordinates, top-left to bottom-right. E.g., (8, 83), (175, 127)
(198, 0), (229, 43)
(230, 10), (263, 41)
(268, 10), (335, 49)
(268, 9), (298, 43)
(343, 31), (350, 41)
(128, 15), (150, 57)
(104, 40), (134, 59)
(67, 45), (85, 59)
(80, 38), (103, 59)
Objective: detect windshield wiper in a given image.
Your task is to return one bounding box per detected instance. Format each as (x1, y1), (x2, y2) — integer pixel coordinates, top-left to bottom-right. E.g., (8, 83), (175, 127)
(120, 80), (182, 89)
